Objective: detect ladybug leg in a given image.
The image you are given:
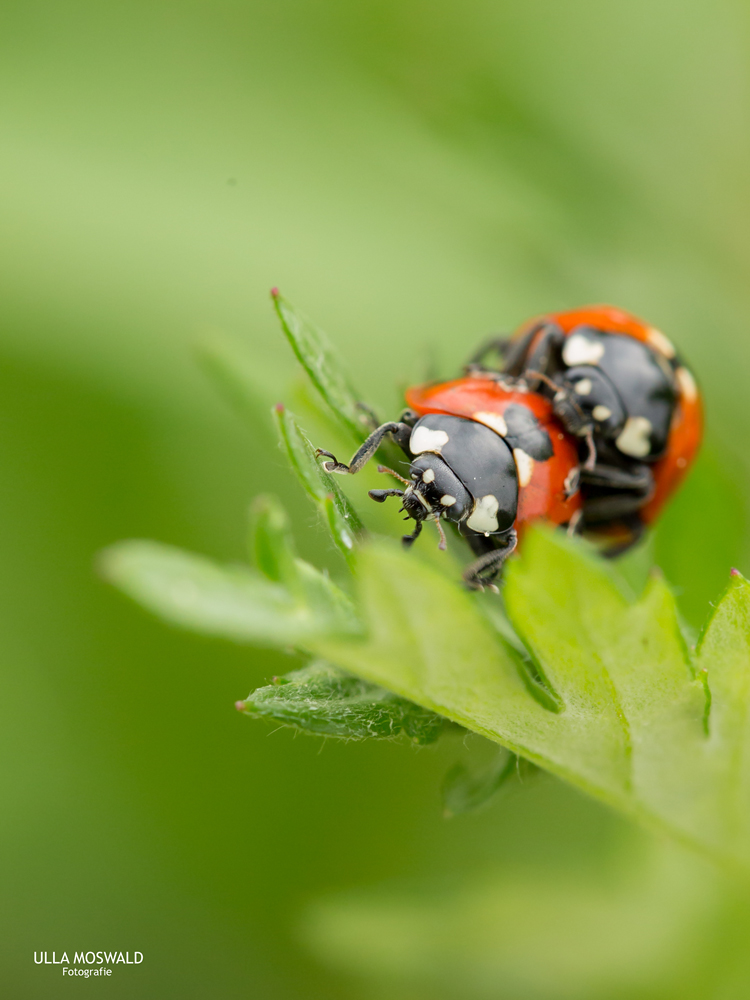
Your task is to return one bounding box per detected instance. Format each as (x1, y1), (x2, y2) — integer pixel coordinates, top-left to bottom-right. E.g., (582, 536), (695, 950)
(580, 463), (654, 495)
(465, 335), (511, 372)
(399, 408), (420, 427)
(433, 517), (448, 551)
(368, 488), (405, 503)
(355, 401), (381, 432)
(501, 325), (540, 375)
(582, 491), (652, 524)
(581, 464), (654, 529)
(467, 320), (552, 376)
(526, 369), (596, 465)
(462, 530), (518, 591)
(466, 321), (562, 376)
(567, 509), (584, 537)
(583, 428), (597, 471)
(315, 421), (412, 475)
(563, 467), (581, 499)
(402, 519), (423, 548)
(517, 322), (565, 385)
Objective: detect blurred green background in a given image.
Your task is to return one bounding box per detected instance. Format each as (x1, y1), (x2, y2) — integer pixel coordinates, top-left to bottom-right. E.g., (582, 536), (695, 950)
(2, 1), (750, 996)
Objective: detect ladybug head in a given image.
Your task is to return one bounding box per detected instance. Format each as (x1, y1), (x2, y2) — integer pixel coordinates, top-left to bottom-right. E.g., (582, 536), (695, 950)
(369, 454), (472, 549)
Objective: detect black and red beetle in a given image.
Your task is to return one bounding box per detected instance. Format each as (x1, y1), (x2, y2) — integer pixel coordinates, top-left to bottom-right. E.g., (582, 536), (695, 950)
(470, 305), (703, 552)
(316, 379), (582, 588)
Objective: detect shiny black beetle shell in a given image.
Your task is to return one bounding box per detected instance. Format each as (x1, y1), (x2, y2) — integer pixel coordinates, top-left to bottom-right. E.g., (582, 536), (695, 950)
(408, 413), (518, 534)
(561, 327), (677, 460)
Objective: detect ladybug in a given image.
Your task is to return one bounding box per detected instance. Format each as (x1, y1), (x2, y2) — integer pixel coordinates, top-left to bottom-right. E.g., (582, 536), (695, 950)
(470, 305), (703, 551)
(316, 380), (581, 588)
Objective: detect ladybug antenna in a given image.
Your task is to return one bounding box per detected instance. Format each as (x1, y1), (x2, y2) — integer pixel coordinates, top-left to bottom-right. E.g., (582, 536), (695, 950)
(525, 369), (560, 393)
(376, 464), (411, 486)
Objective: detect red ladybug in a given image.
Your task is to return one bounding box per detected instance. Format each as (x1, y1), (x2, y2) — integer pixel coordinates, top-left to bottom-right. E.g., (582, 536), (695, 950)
(473, 305), (703, 551)
(316, 379), (581, 588)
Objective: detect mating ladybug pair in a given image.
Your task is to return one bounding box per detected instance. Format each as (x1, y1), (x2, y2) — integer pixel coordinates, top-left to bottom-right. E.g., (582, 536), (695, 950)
(316, 306), (703, 589)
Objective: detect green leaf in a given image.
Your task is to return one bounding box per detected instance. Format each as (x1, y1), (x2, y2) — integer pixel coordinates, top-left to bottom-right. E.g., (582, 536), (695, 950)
(272, 290), (371, 441)
(274, 403), (363, 564)
(99, 539), (361, 647)
(104, 504), (750, 870)
(251, 494), (302, 593)
(295, 560), (362, 637)
(237, 660), (446, 743)
(695, 573), (750, 859)
(441, 747), (516, 817)
(312, 528), (750, 870)
(312, 537), (572, 770)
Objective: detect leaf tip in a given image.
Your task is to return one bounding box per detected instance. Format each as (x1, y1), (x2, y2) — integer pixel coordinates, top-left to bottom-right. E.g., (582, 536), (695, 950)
(270, 286), (280, 299)
(274, 402), (285, 414)
(235, 700), (247, 713)
(726, 567), (750, 595)
(94, 541), (129, 585)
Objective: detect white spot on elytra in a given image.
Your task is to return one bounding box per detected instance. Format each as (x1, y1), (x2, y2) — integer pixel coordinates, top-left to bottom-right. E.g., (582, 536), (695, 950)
(466, 495), (500, 533)
(592, 405), (612, 421)
(440, 494), (456, 506)
(616, 416), (653, 458)
(422, 468), (435, 483)
(676, 366), (698, 402)
(410, 426), (449, 455)
(473, 411), (507, 436)
(574, 378), (593, 396)
(513, 449), (535, 487)
(647, 327), (676, 359)
(562, 334), (605, 366)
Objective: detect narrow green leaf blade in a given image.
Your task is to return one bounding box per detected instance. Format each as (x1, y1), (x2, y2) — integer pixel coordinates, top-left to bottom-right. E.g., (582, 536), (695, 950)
(237, 660), (446, 742)
(99, 540), (360, 646)
(251, 494), (301, 591)
(274, 403), (363, 563)
(272, 290), (370, 440)
(295, 560), (362, 636)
